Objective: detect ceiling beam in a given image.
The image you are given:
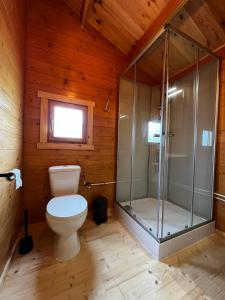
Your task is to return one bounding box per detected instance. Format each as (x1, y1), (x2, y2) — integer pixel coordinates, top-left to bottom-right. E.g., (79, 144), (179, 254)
(127, 0), (189, 65)
(80, 0), (90, 28)
(215, 43), (225, 58)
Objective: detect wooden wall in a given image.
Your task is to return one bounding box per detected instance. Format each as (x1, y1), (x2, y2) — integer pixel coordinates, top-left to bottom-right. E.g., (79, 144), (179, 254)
(215, 57), (225, 231)
(24, 0), (126, 223)
(0, 0), (25, 277)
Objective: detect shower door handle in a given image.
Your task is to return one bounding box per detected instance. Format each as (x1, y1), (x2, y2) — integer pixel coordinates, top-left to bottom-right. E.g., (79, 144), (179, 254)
(168, 132), (175, 137)
(153, 134), (160, 137)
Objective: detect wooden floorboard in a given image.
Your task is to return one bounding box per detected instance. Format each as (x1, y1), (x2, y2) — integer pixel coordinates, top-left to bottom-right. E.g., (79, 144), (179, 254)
(1, 218), (225, 299)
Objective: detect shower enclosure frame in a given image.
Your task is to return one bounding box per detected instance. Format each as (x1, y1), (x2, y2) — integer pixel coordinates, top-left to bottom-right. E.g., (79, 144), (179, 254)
(116, 25), (220, 244)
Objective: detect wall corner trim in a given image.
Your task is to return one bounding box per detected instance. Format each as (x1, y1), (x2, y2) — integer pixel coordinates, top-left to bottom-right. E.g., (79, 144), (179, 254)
(0, 234), (20, 291)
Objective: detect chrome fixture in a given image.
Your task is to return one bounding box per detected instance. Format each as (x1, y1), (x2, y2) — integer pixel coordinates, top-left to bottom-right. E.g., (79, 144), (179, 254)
(84, 181), (116, 188)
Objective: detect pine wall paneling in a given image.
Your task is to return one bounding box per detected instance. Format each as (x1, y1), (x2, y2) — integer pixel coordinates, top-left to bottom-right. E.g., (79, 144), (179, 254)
(24, 0), (126, 223)
(215, 57), (225, 231)
(0, 0), (25, 276)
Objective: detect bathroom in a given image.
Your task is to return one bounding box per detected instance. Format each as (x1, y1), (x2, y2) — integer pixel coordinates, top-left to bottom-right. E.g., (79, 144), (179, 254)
(1, 0), (225, 299)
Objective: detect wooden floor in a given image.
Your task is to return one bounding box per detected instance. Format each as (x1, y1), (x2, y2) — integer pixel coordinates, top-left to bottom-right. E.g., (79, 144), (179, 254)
(1, 218), (225, 300)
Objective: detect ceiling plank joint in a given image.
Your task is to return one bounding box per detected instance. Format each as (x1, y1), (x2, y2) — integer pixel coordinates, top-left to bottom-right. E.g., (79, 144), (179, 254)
(80, 0), (90, 28)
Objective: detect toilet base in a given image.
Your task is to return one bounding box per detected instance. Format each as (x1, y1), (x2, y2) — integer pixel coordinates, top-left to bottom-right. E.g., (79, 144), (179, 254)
(53, 231), (80, 261)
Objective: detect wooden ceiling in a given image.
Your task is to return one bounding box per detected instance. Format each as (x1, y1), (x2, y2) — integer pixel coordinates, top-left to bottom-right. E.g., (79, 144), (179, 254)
(64, 0), (170, 54)
(65, 0), (225, 58)
(171, 0), (225, 52)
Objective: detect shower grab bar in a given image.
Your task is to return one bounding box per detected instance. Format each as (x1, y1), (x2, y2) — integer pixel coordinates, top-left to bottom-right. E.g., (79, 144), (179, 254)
(81, 168), (116, 189)
(84, 181), (116, 188)
(0, 172), (16, 181)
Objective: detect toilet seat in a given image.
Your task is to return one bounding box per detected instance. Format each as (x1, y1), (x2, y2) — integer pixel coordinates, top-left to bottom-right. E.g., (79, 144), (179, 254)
(46, 194), (87, 220)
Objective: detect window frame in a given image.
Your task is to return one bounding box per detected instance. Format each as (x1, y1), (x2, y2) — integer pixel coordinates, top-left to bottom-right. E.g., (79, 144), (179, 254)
(37, 91), (94, 150)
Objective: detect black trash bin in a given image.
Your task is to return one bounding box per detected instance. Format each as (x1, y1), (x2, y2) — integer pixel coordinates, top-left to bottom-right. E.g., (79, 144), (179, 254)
(93, 196), (108, 225)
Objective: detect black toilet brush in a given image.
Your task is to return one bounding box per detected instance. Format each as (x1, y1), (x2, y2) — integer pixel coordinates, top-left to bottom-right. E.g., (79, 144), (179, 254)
(19, 209), (33, 255)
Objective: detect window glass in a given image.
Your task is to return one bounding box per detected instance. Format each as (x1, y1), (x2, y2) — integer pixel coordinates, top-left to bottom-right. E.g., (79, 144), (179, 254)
(202, 130), (213, 147)
(53, 106), (83, 139)
(148, 121), (160, 143)
(48, 101), (87, 143)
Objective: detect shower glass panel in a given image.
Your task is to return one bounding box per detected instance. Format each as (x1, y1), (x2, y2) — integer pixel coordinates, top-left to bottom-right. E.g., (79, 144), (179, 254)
(160, 31), (199, 238)
(131, 35), (166, 237)
(193, 53), (218, 220)
(117, 66), (135, 212)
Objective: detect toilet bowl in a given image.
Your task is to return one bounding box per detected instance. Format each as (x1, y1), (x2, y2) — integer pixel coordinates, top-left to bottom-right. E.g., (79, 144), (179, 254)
(46, 165), (88, 261)
(46, 194), (87, 261)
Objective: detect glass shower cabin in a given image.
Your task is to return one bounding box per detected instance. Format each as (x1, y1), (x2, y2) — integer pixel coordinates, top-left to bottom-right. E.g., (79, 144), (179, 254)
(116, 26), (219, 244)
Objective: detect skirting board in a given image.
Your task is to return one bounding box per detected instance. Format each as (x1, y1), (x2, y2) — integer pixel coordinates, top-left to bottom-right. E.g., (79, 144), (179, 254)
(115, 203), (215, 259)
(0, 236), (19, 291)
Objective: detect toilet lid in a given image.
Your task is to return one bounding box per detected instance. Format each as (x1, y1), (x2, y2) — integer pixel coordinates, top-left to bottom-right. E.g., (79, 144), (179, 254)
(47, 195), (87, 218)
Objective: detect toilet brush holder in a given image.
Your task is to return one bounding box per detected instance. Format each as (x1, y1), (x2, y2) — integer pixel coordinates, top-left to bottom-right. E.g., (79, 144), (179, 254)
(19, 209), (33, 255)
(93, 196), (108, 225)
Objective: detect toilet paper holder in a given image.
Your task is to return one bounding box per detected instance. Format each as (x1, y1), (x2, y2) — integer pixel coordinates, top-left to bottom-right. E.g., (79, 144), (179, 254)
(0, 172), (16, 181)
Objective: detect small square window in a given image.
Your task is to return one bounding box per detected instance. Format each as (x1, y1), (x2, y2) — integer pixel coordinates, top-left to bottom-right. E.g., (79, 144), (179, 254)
(48, 101), (87, 144)
(37, 91), (94, 150)
(148, 121), (161, 144)
(202, 130), (213, 147)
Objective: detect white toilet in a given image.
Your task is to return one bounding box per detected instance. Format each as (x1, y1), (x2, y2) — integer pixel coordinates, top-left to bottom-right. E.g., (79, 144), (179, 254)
(46, 165), (87, 261)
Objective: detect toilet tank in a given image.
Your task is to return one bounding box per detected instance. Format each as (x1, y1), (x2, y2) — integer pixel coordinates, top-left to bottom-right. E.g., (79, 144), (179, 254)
(48, 165), (81, 196)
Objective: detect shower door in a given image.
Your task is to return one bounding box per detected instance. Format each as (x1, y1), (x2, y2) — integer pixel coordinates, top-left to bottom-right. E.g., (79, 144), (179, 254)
(160, 31), (198, 238)
(160, 29), (219, 239)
